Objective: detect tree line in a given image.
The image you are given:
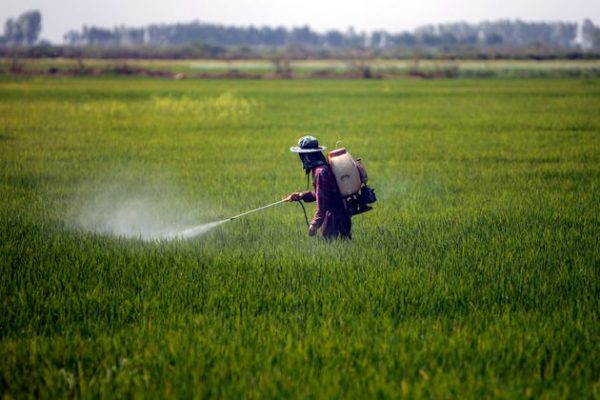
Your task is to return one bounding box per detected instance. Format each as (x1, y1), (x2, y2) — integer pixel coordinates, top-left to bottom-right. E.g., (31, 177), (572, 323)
(2, 10), (600, 53)
(62, 20), (600, 50)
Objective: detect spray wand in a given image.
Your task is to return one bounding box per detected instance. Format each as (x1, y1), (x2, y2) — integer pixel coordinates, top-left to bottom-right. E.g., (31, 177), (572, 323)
(226, 199), (287, 221)
(228, 199), (310, 226)
(179, 198), (309, 240)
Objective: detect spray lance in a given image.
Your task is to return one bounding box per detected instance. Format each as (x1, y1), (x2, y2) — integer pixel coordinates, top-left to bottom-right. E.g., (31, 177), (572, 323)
(178, 198), (309, 240)
(227, 198), (311, 226)
(226, 199), (287, 221)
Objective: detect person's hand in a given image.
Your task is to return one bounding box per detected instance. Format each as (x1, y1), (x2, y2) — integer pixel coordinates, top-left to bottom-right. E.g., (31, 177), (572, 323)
(308, 224), (317, 236)
(284, 192), (302, 202)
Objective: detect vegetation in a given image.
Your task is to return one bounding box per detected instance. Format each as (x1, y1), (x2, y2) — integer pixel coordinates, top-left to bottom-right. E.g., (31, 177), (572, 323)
(62, 19), (590, 50)
(0, 10), (42, 47)
(0, 77), (598, 398)
(3, 10), (600, 57)
(3, 57), (600, 79)
(4, 44), (600, 63)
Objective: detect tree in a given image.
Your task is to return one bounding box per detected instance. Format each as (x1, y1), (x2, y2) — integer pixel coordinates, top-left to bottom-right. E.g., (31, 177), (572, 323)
(485, 32), (504, 46)
(325, 30), (344, 47)
(2, 10), (41, 46)
(581, 19), (600, 50)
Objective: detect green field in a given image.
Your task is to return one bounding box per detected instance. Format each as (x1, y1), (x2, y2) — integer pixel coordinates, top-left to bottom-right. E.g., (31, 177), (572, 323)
(3, 58), (600, 78)
(1, 76), (599, 398)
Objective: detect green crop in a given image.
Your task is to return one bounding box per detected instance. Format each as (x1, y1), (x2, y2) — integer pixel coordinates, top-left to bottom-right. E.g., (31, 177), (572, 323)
(0, 76), (599, 398)
(3, 58), (600, 78)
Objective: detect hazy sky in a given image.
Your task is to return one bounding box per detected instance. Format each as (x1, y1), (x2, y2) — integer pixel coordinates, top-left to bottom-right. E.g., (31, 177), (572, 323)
(1, 0), (599, 43)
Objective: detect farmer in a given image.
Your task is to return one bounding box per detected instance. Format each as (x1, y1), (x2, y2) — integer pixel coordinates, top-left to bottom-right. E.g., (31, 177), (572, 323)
(285, 136), (352, 239)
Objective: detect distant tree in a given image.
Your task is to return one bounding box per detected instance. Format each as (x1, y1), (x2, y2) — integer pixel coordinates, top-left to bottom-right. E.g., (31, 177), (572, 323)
(370, 31), (391, 49)
(2, 10), (41, 46)
(325, 30), (344, 47)
(439, 22), (478, 45)
(581, 19), (600, 50)
(268, 27), (288, 46)
(343, 27), (364, 48)
(84, 26), (118, 45)
(63, 30), (82, 45)
(289, 26), (320, 46)
(485, 32), (504, 46)
(391, 32), (417, 47)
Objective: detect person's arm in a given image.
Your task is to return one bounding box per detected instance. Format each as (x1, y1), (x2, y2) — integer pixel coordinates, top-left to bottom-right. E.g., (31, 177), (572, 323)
(284, 190), (315, 202)
(310, 169), (329, 230)
(300, 190), (315, 202)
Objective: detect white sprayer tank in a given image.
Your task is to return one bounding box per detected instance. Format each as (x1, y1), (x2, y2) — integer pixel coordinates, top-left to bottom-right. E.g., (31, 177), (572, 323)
(328, 148), (362, 196)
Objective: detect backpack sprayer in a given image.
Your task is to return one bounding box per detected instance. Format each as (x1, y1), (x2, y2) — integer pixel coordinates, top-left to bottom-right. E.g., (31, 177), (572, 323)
(327, 147), (377, 216)
(289, 135), (376, 218)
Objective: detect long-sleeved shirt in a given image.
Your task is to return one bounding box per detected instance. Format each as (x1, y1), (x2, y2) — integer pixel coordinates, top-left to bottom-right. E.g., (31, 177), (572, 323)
(300, 164), (352, 239)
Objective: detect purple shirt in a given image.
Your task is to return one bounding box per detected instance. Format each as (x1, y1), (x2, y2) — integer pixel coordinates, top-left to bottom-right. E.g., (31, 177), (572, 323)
(300, 164), (352, 238)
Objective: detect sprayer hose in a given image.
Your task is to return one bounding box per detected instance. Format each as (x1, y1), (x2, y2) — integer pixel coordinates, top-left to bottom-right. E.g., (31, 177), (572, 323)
(298, 201), (310, 227)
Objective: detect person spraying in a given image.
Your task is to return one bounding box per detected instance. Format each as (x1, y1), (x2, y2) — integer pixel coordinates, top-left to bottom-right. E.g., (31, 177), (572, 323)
(141, 135), (374, 241)
(285, 136), (352, 239)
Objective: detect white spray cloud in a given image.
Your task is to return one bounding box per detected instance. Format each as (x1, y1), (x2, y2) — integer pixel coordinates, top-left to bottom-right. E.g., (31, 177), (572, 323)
(179, 220), (228, 240)
(76, 197), (177, 240)
(72, 181), (226, 241)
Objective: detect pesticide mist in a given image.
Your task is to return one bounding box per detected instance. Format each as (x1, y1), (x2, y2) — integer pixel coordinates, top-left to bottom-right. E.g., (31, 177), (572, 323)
(73, 184), (225, 241)
(179, 220), (228, 239)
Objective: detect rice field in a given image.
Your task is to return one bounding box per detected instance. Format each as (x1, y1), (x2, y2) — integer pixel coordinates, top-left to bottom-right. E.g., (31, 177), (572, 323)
(3, 57), (600, 78)
(0, 76), (599, 398)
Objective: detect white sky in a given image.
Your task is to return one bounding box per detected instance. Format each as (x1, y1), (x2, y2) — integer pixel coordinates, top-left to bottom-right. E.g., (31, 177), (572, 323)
(1, 0), (599, 43)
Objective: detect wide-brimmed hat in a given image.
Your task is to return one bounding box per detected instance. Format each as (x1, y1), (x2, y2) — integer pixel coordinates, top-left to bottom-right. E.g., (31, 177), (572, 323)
(290, 135), (326, 153)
